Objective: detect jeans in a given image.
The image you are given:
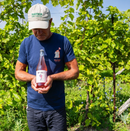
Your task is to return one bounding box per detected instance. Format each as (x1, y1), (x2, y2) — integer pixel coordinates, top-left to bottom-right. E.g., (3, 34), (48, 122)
(27, 106), (67, 131)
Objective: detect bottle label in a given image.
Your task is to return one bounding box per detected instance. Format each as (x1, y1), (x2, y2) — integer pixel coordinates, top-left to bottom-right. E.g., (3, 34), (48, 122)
(36, 70), (47, 83)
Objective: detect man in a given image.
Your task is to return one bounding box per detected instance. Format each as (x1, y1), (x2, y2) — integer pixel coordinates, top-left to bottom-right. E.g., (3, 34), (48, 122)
(15, 3), (79, 131)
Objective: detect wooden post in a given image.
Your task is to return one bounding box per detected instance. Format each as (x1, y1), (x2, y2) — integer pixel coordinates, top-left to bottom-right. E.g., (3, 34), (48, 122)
(117, 98), (130, 116)
(113, 62), (116, 122)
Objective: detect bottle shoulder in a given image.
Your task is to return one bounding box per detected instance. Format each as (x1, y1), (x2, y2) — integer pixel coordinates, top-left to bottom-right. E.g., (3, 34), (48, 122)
(36, 56), (47, 71)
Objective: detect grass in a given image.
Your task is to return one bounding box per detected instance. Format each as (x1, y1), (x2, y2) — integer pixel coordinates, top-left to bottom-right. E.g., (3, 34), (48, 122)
(65, 78), (130, 131)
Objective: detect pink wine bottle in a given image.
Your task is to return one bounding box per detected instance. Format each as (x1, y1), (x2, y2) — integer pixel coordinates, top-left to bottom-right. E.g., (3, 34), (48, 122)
(36, 49), (47, 88)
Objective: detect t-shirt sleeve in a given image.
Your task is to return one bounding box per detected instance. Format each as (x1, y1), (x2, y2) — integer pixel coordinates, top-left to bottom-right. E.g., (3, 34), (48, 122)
(18, 39), (28, 64)
(64, 36), (75, 63)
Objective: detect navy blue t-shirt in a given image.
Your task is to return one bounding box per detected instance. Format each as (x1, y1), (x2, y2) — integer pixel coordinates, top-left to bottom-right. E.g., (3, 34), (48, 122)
(18, 33), (75, 111)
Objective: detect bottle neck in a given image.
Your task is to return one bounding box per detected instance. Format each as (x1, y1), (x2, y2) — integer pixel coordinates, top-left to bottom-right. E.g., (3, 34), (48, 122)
(39, 51), (45, 66)
(40, 51), (44, 57)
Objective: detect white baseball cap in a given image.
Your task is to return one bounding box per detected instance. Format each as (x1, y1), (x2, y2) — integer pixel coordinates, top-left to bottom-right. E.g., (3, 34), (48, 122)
(28, 3), (51, 30)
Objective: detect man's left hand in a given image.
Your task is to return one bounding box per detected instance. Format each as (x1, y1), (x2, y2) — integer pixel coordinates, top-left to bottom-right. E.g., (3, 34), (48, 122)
(38, 75), (53, 94)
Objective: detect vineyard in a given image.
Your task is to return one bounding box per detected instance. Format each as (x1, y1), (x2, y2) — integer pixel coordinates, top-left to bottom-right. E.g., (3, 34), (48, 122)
(1, 0), (130, 130)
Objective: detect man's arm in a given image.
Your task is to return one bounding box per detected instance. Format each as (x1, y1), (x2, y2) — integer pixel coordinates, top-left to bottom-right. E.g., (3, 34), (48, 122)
(15, 60), (35, 82)
(50, 58), (79, 81)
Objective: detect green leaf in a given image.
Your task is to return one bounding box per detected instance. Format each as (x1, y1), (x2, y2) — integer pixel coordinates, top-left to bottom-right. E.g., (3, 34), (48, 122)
(111, 42), (116, 48)
(66, 100), (73, 109)
(69, 13), (74, 21)
(69, 7), (74, 13)
(85, 119), (91, 127)
(67, 21), (74, 26)
(92, 121), (96, 126)
(0, 54), (3, 61)
(79, 65), (84, 71)
(78, 115), (83, 124)
(41, 0), (49, 5)
(13, 93), (22, 102)
(61, 15), (67, 21)
(97, 65), (104, 70)
(51, 0), (59, 6)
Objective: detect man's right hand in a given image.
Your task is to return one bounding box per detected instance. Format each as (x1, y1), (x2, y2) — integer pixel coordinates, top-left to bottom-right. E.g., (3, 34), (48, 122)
(31, 76), (39, 92)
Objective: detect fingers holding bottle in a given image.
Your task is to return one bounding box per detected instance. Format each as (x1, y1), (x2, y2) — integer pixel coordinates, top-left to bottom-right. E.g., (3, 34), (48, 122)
(31, 76), (38, 92)
(37, 76), (53, 94)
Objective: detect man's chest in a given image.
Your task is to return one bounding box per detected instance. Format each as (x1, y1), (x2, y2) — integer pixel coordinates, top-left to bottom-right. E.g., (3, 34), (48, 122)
(26, 42), (64, 75)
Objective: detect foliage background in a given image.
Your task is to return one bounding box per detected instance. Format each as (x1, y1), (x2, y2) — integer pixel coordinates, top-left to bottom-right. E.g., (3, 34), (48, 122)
(1, 0), (130, 130)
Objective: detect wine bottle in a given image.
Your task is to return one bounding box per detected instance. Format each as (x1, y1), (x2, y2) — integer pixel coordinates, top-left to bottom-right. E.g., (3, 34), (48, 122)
(36, 49), (47, 88)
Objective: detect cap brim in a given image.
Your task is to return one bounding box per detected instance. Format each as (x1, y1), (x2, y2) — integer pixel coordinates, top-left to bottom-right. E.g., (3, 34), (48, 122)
(29, 21), (49, 30)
